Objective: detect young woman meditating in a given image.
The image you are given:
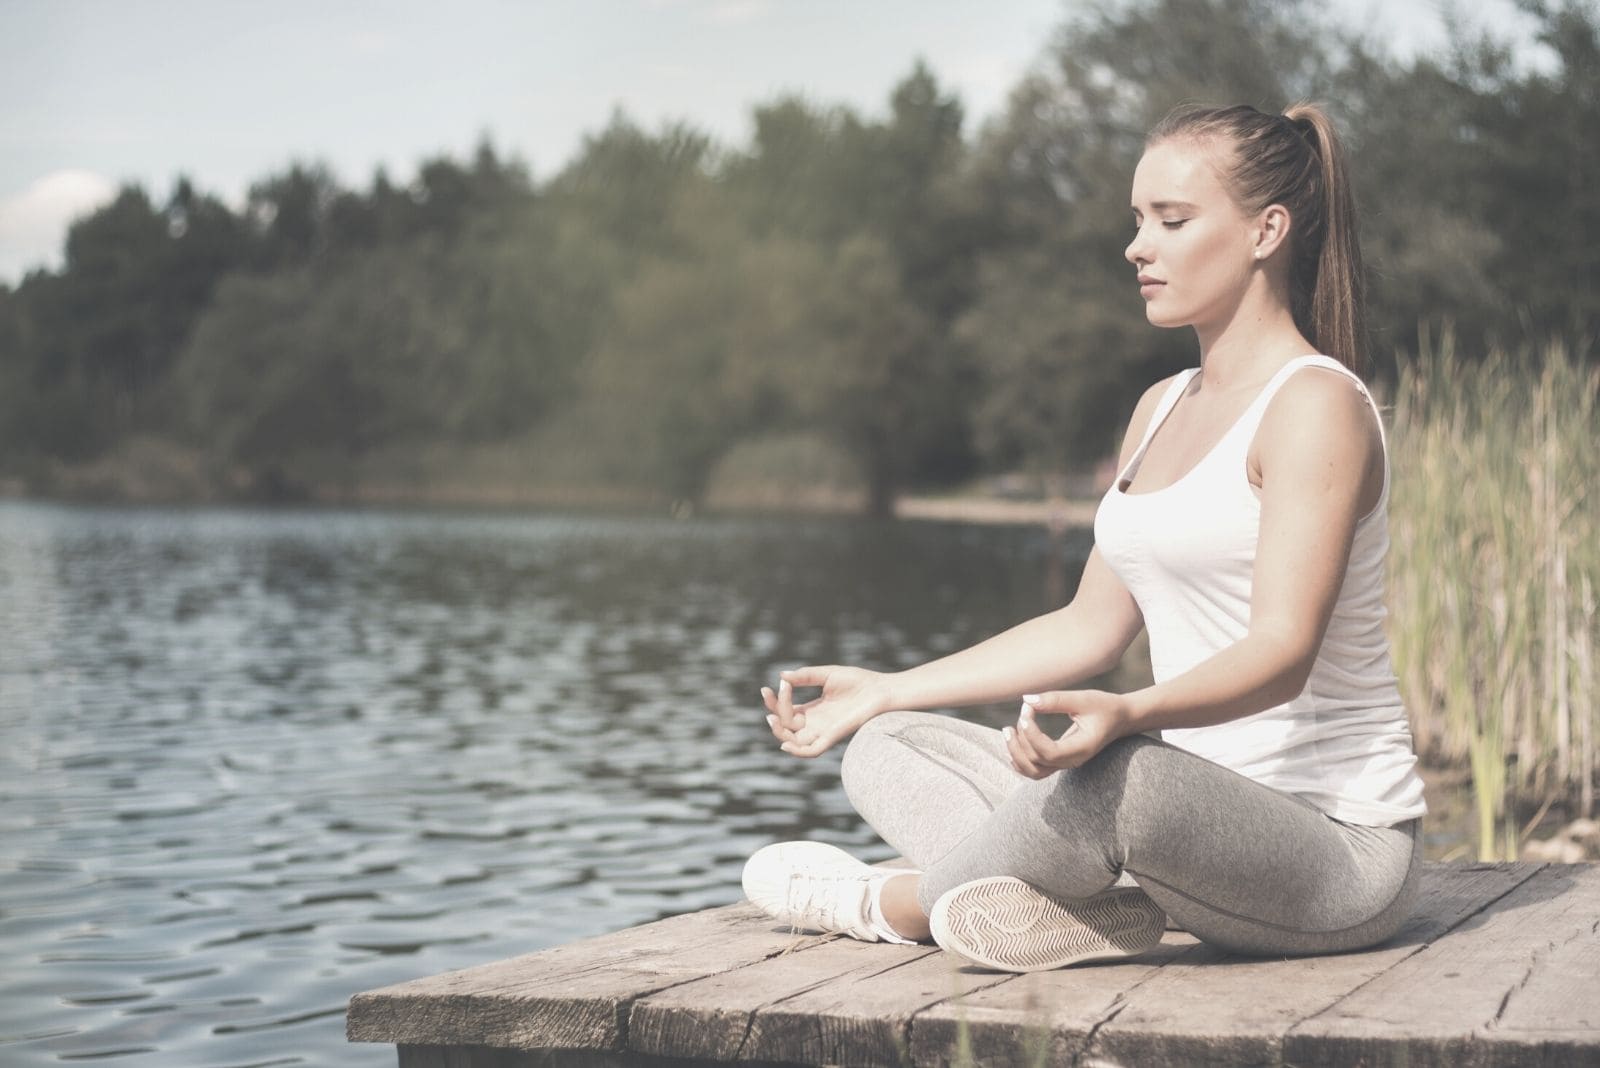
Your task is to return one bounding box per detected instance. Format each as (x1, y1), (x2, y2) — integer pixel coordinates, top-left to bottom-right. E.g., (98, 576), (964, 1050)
(741, 102), (1426, 972)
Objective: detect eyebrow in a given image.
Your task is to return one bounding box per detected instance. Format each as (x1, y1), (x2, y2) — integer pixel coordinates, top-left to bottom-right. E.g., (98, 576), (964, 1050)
(1132, 200), (1199, 213)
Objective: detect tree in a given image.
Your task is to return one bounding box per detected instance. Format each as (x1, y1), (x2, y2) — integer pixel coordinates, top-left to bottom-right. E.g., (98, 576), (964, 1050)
(246, 162), (341, 269)
(958, 0), (1347, 473)
(1465, 0), (1600, 342)
(723, 65), (983, 499)
(548, 110), (716, 257)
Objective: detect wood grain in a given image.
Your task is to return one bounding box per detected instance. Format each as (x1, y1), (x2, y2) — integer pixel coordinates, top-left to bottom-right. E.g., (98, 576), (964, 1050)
(350, 863), (1600, 1067)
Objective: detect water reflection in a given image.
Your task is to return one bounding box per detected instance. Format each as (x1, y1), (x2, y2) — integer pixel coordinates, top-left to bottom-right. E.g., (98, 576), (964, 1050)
(0, 502), (1095, 1065)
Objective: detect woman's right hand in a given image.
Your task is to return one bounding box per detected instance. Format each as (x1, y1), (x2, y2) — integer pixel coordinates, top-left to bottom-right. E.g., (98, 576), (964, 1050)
(761, 665), (893, 759)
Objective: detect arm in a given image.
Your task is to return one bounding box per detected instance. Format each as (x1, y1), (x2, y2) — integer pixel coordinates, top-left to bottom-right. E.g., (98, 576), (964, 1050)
(766, 376), (1179, 757)
(1008, 370), (1384, 775)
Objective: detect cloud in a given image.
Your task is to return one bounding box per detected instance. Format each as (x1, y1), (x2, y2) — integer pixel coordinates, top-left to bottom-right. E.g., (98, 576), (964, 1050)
(0, 169), (119, 284)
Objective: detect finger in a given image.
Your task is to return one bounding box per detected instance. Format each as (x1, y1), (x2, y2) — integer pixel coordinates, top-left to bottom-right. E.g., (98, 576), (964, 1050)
(1046, 724), (1100, 771)
(780, 732), (831, 759)
(774, 678), (800, 731)
(1015, 705), (1058, 768)
(1020, 703), (1073, 777)
(999, 726), (1023, 774)
(761, 689), (796, 739)
(779, 665), (831, 689)
(1020, 692), (1079, 716)
(1003, 725), (1044, 778)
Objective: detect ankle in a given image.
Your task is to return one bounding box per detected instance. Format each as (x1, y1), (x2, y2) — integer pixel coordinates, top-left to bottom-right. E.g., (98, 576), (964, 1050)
(874, 872), (932, 942)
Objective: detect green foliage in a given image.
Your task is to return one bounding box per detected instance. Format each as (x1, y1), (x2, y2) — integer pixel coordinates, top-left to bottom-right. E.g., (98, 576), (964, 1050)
(957, 0), (1341, 469)
(1388, 333), (1599, 855)
(1, 0), (1598, 510)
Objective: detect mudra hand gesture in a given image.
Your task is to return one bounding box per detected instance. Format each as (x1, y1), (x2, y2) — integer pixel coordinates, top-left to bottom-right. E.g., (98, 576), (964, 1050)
(1003, 690), (1132, 779)
(761, 666), (892, 758)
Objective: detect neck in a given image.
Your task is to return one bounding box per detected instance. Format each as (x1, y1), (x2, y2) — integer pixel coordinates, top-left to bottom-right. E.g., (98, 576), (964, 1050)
(1192, 277), (1312, 390)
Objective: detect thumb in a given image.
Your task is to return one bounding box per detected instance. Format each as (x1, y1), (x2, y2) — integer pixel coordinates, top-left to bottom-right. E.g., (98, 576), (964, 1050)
(1020, 692), (1079, 716)
(780, 665), (833, 689)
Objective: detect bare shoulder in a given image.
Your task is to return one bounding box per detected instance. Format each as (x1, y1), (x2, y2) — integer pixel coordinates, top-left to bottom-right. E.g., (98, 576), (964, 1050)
(1257, 366), (1384, 506)
(1260, 366), (1380, 454)
(1118, 372), (1189, 466)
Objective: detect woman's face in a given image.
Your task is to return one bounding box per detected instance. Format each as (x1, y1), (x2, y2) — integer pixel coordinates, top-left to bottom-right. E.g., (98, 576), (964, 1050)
(1124, 138), (1258, 332)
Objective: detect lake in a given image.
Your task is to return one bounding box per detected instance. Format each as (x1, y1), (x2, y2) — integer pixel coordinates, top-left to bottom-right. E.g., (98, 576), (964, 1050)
(0, 501), (1468, 1065)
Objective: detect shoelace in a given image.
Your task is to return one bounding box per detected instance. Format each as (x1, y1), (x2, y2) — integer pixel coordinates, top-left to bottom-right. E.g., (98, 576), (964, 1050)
(783, 869), (870, 934)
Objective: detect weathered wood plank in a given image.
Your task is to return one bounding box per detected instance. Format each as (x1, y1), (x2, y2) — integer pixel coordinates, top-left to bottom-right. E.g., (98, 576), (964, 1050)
(1286, 863), (1600, 1068)
(733, 943), (1016, 1066)
(1490, 903), (1600, 1035)
(629, 934), (937, 1062)
(349, 902), (819, 1051)
(397, 1044), (806, 1067)
(907, 932), (1204, 1067)
(354, 862), (1599, 1068)
(909, 863), (1537, 1068)
(1087, 861), (1542, 1067)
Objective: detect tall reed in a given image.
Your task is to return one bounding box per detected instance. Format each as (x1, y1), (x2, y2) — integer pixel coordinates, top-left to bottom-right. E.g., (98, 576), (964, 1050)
(1387, 333), (1599, 860)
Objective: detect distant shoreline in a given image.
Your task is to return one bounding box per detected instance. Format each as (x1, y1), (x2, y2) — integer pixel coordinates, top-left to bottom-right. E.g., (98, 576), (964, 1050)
(894, 495), (1098, 528)
(0, 481), (1103, 529)
(0, 440), (1106, 528)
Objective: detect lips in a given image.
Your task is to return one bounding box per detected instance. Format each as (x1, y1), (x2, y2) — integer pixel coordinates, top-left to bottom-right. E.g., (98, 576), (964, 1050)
(1138, 275), (1164, 298)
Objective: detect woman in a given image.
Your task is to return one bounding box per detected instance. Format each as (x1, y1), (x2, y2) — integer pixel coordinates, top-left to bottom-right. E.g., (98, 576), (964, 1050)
(742, 102), (1426, 972)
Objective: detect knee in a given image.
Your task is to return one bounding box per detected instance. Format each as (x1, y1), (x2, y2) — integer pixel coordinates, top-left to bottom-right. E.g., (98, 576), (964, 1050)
(1041, 734), (1163, 834)
(839, 710), (923, 803)
(1056, 734), (1149, 796)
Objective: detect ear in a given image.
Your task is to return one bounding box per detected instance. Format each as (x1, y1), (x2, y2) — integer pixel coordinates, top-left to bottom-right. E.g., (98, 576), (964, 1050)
(1252, 204), (1292, 262)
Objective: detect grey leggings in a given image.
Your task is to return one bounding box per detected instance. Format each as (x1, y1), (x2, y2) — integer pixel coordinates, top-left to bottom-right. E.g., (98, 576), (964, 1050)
(840, 711), (1421, 956)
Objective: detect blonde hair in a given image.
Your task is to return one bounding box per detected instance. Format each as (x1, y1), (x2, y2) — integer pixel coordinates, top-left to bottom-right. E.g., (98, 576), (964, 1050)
(1148, 102), (1369, 376)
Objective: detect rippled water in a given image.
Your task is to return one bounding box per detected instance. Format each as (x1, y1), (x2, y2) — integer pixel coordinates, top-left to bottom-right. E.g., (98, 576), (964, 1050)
(0, 501), (1104, 1066)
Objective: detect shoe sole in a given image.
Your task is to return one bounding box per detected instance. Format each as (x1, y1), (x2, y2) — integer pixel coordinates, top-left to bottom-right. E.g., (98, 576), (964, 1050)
(929, 878), (1165, 972)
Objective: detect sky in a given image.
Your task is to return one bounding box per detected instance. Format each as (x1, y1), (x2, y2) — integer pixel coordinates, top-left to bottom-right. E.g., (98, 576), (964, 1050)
(0, 0), (1545, 285)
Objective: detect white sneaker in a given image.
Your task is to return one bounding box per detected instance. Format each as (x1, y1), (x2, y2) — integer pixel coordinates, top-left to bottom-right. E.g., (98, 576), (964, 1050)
(929, 877), (1164, 972)
(741, 841), (885, 942)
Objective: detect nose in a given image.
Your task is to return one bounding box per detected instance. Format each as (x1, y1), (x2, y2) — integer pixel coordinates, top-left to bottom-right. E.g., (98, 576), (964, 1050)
(1124, 227), (1147, 267)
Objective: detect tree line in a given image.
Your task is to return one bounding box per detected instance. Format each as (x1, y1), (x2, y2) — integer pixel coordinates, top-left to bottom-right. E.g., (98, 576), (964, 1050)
(1, 0), (1595, 513)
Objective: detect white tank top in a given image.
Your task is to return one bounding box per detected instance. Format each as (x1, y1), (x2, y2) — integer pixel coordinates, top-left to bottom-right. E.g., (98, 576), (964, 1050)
(1093, 355), (1427, 826)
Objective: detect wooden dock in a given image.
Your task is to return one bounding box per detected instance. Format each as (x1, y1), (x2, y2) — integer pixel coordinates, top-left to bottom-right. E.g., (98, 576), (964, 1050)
(348, 861), (1599, 1067)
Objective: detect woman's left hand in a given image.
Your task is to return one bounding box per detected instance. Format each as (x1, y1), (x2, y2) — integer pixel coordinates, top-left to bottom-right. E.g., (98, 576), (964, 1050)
(1004, 689), (1132, 779)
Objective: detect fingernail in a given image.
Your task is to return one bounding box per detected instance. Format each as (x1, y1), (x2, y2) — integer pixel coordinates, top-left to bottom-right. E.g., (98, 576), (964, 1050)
(1002, 726), (1014, 741)
(766, 714), (776, 727)
(779, 679), (790, 693)
(1022, 694), (1041, 704)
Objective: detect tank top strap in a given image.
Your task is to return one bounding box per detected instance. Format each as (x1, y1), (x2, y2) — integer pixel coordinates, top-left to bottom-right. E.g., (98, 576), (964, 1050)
(1228, 354), (1391, 514)
(1240, 354), (1385, 451)
(1225, 354), (1368, 447)
(1117, 369), (1201, 487)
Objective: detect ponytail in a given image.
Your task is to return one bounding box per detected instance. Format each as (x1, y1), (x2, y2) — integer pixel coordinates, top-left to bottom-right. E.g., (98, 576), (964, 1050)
(1149, 102), (1369, 375)
(1283, 103), (1368, 376)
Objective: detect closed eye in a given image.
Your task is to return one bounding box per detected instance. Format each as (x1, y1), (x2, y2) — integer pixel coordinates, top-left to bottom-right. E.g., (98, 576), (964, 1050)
(1162, 219), (1188, 229)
